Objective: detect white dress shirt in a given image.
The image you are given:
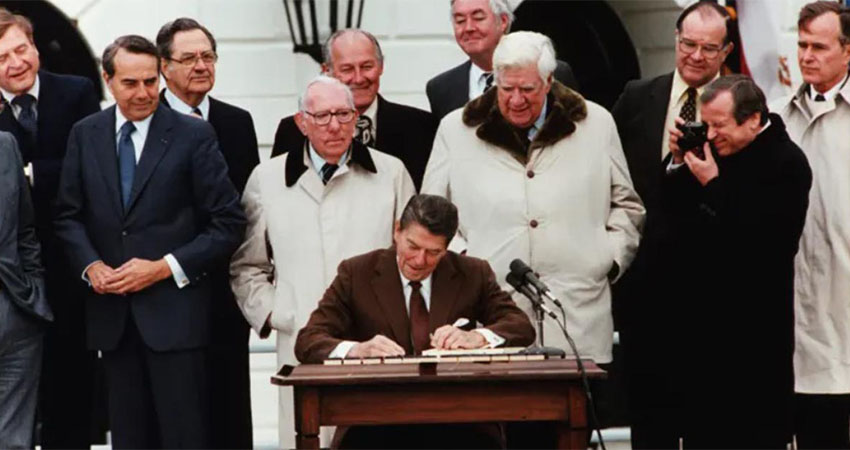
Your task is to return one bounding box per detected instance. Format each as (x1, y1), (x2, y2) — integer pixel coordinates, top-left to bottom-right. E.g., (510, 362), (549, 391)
(468, 62), (491, 101)
(164, 87), (210, 120)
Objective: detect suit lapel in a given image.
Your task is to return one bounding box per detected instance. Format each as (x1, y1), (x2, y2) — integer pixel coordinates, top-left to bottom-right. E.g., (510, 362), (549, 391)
(92, 107), (123, 214)
(35, 71), (60, 157)
(428, 254), (461, 332)
(371, 249), (412, 352)
(646, 73), (674, 161)
(126, 105), (173, 212)
(451, 61), (473, 112)
(374, 95), (391, 151)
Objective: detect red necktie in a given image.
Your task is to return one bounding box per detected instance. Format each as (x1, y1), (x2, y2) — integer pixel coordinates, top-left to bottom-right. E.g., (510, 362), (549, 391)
(409, 281), (430, 354)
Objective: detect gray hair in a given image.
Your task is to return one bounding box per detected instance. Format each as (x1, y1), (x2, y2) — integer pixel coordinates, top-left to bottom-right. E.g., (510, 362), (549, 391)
(492, 31), (557, 84)
(297, 75), (355, 112)
(450, 0), (514, 31)
(322, 28), (384, 68)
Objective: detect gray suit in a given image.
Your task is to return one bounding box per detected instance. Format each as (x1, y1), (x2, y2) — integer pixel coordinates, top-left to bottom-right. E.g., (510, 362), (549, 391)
(0, 131), (50, 448)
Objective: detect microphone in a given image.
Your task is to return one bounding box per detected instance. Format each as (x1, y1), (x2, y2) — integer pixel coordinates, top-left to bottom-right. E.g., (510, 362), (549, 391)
(506, 272), (557, 320)
(509, 259), (563, 308)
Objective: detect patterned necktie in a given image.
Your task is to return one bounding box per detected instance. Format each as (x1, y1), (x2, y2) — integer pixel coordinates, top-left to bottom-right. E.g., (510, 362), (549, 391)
(814, 94), (826, 102)
(118, 122), (137, 208)
(320, 162), (338, 185)
(409, 281), (430, 355)
(679, 87), (697, 122)
(12, 94), (37, 139)
(355, 115), (375, 147)
(484, 72), (494, 90)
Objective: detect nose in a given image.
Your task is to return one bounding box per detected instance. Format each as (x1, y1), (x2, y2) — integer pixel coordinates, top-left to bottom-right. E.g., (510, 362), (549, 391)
(509, 90), (525, 107)
(463, 18), (475, 34)
(801, 46), (814, 62)
(352, 67), (365, 85)
(194, 57), (209, 71)
(327, 115), (342, 131)
(8, 52), (21, 67)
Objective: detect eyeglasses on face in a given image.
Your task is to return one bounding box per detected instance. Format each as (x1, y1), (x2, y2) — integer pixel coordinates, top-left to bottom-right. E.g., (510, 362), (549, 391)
(678, 37), (726, 59)
(304, 109), (357, 125)
(169, 51), (218, 67)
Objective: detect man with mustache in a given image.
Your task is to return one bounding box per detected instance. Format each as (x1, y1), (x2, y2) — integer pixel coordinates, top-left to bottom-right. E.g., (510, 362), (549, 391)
(426, 0), (578, 122)
(271, 29), (436, 190)
(156, 18), (260, 449)
(0, 8), (101, 448)
(610, 2), (732, 447)
(771, 2), (850, 448)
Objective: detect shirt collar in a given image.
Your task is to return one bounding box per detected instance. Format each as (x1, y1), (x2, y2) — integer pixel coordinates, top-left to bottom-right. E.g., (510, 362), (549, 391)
(672, 68), (719, 104)
(1, 73), (40, 103)
(308, 142), (350, 173)
(115, 106), (153, 138)
(397, 264), (433, 298)
(470, 62), (487, 84)
(164, 87), (210, 119)
(808, 72), (849, 102)
(529, 97), (548, 140)
(361, 97), (378, 123)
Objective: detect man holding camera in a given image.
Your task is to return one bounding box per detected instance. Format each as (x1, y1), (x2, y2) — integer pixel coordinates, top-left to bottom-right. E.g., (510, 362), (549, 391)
(660, 75), (811, 448)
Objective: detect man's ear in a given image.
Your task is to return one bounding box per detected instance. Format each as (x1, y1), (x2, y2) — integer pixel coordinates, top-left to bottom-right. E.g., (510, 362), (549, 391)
(294, 112), (308, 136)
(159, 59), (170, 81)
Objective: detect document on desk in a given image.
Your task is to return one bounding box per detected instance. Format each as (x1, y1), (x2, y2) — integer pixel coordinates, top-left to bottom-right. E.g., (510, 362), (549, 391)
(421, 347), (527, 357)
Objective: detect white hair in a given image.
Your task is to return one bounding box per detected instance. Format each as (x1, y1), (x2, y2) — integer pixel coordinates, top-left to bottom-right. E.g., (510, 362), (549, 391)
(492, 31), (557, 84)
(297, 75), (355, 112)
(450, 0), (514, 31)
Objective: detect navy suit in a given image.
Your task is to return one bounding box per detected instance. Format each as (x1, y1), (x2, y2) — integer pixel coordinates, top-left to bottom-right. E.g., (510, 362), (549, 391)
(160, 90), (259, 449)
(0, 70), (101, 448)
(54, 104), (246, 448)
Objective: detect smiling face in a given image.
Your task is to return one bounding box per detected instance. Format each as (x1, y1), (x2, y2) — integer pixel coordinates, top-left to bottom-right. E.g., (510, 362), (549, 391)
(675, 10), (730, 88)
(294, 82), (356, 164)
(701, 90), (760, 157)
(496, 64), (550, 129)
(162, 28), (216, 101)
(104, 49), (160, 122)
(0, 24), (39, 95)
(325, 32), (383, 113)
(451, 0), (508, 68)
(393, 222), (448, 282)
(798, 12), (850, 94)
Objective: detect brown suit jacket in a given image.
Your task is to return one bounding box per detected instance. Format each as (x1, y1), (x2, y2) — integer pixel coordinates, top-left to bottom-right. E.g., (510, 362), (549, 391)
(295, 248), (535, 363)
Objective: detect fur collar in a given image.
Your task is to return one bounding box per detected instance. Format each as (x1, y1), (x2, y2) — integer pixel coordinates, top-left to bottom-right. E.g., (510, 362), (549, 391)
(462, 81), (587, 160)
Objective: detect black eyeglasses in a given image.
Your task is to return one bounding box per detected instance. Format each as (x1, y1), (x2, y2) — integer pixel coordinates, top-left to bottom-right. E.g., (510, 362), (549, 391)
(168, 51), (218, 67)
(303, 109), (357, 125)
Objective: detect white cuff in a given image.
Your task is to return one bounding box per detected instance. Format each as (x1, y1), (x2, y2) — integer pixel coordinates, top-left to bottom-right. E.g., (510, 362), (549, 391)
(81, 260), (100, 286)
(328, 341), (358, 359)
(472, 328), (505, 348)
(164, 254), (190, 289)
(666, 159), (685, 174)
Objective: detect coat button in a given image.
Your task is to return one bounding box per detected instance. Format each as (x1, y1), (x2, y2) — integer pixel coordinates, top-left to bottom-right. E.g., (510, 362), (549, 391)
(527, 169), (535, 178)
(121, 230), (128, 236)
(530, 219), (539, 228)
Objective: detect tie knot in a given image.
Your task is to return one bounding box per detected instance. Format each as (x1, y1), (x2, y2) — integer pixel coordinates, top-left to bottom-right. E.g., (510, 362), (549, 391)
(409, 280), (422, 291)
(686, 87), (697, 99)
(191, 107), (203, 118)
(120, 121), (136, 138)
(814, 94), (826, 102)
(320, 162), (339, 184)
(12, 93), (35, 108)
(483, 72), (494, 90)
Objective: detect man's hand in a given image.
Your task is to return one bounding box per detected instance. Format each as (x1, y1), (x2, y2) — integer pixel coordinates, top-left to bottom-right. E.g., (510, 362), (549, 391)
(668, 117), (686, 164)
(103, 258), (172, 295)
(86, 261), (117, 294)
(684, 142), (719, 186)
(348, 335), (405, 358)
(430, 325), (487, 350)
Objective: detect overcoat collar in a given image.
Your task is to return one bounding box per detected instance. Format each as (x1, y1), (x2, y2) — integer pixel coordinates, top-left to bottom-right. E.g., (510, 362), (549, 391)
(284, 138), (377, 187)
(462, 80), (587, 161)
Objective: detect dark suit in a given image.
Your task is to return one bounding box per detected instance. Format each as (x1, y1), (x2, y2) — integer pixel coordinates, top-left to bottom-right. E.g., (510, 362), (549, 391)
(426, 59), (579, 122)
(159, 89), (258, 449)
(0, 70), (101, 448)
(296, 247), (535, 449)
(609, 72), (679, 449)
(270, 95), (437, 191)
(0, 132), (50, 449)
(54, 104), (246, 448)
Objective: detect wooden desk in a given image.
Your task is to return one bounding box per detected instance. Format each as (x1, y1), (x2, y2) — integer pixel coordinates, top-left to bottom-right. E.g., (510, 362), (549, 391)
(272, 359), (605, 449)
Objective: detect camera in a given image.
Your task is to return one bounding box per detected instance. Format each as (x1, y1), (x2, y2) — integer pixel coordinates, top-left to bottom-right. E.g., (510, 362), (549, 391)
(676, 121), (708, 157)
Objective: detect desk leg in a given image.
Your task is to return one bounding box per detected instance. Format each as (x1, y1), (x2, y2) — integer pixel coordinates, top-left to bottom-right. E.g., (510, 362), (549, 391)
(294, 387), (320, 449)
(557, 384), (589, 449)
